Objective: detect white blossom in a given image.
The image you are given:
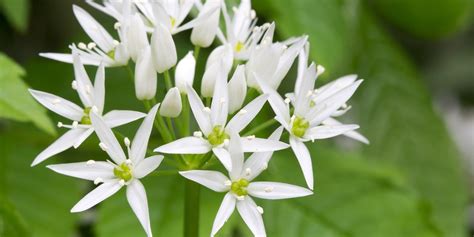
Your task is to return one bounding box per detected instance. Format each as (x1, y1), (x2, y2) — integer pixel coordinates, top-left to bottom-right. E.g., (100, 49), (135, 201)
(160, 87), (183, 118)
(191, 0), (221, 47)
(175, 52), (196, 94)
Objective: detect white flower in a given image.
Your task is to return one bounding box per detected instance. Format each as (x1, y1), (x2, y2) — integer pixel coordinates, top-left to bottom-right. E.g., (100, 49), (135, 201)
(191, 0), (221, 47)
(151, 23), (177, 73)
(160, 87), (182, 118)
(179, 132), (312, 237)
(86, 0), (130, 21)
(29, 55), (145, 166)
(256, 63), (365, 190)
(40, 5), (129, 67)
(175, 51), (196, 94)
(47, 105), (163, 237)
(124, 13), (149, 62)
(155, 67), (289, 171)
(246, 26), (308, 90)
(228, 65), (247, 114)
(201, 45), (233, 97)
(134, 45), (157, 100)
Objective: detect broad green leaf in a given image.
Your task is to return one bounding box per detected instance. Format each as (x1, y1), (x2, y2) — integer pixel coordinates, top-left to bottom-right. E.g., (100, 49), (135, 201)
(0, 0), (30, 32)
(0, 53), (55, 135)
(0, 199), (31, 237)
(368, 0), (472, 38)
(255, 0), (468, 236)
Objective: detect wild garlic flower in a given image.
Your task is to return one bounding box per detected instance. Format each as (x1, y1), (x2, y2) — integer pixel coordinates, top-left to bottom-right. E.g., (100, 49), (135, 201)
(180, 131), (312, 237)
(257, 63), (365, 190)
(29, 55), (144, 166)
(48, 105), (163, 237)
(155, 65), (288, 171)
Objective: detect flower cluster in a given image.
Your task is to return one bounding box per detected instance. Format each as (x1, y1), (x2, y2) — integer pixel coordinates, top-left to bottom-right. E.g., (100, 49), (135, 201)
(30, 0), (368, 236)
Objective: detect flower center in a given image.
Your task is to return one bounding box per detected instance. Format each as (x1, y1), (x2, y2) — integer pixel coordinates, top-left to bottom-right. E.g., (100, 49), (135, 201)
(170, 17), (176, 28)
(80, 107), (92, 125)
(231, 179), (249, 196)
(207, 126), (229, 146)
(113, 162), (133, 182)
(291, 116), (310, 138)
(235, 41), (245, 52)
(107, 50), (116, 60)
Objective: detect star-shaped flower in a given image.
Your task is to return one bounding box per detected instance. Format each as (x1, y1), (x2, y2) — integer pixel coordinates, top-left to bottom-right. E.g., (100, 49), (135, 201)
(155, 63), (289, 170)
(257, 63), (365, 190)
(29, 55), (145, 166)
(180, 131), (312, 237)
(48, 105), (163, 237)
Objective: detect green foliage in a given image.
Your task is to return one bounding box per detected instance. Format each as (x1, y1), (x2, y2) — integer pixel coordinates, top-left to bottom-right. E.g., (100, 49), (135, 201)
(0, 0), (30, 33)
(0, 53), (55, 135)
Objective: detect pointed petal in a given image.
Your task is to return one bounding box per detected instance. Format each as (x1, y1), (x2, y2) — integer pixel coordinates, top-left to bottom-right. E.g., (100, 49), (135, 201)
(151, 23), (177, 73)
(212, 147), (233, 172)
(126, 180), (152, 237)
(40, 53), (75, 64)
(228, 65), (247, 114)
(226, 94), (268, 134)
(73, 53), (94, 107)
(71, 181), (122, 213)
(134, 155), (164, 179)
(228, 133), (244, 181)
(272, 36), (308, 89)
(248, 182), (313, 200)
(241, 138), (289, 153)
(186, 85), (212, 135)
(29, 89), (83, 121)
(47, 161), (115, 181)
(73, 128), (95, 149)
(131, 104), (159, 164)
(210, 61), (229, 127)
(314, 75), (358, 103)
(90, 112), (127, 164)
(289, 136), (314, 190)
(255, 75), (290, 124)
(179, 170), (230, 192)
(94, 63), (106, 114)
(155, 137), (211, 154)
(135, 46), (158, 100)
(32, 128), (88, 166)
(211, 193), (236, 236)
(73, 5), (115, 52)
(236, 197), (266, 237)
(175, 51), (196, 94)
(322, 118), (369, 144)
(304, 124), (359, 140)
(242, 127), (284, 180)
(103, 110), (146, 128)
(294, 63), (317, 117)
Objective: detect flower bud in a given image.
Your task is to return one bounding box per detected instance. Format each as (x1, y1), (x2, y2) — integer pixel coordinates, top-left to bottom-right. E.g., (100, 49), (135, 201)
(206, 44), (233, 72)
(135, 46), (157, 100)
(191, 0), (221, 48)
(175, 52), (196, 94)
(160, 87), (182, 118)
(228, 65), (247, 114)
(151, 23), (177, 73)
(201, 45), (233, 97)
(126, 14), (149, 62)
(201, 62), (220, 98)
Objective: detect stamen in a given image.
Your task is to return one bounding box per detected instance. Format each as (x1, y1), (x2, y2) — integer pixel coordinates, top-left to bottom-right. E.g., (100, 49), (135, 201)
(72, 121), (79, 128)
(193, 131), (203, 138)
(223, 139), (230, 146)
(119, 179), (126, 186)
(124, 137), (131, 147)
(99, 142), (108, 151)
(91, 106), (99, 113)
(94, 177), (104, 185)
(284, 98), (291, 104)
(87, 42), (97, 49)
(203, 107), (211, 114)
(306, 90), (313, 98)
(78, 42), (87, 50)
(264, 186), (274, 193)
(113, 40), (120, 46)
(250, 10), (256, 19)
(114, 22), (121, 29)
(262, 162), (268, 170)
(257, 206), (264, 214)
(246, 135), (255, 140)
(86, 160), (96, 165)
(238, 109), (248, 115)
(57, 122), (63, 128)
(245, 168), (252, 176)
(71, 80), (78, 90)
(224, 180), (232, 186)
(317, 65), (326, 76)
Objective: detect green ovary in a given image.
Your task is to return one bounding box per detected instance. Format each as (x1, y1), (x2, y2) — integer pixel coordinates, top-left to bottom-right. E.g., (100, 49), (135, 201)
(107, 50), (115, 60)
(207, 126), (229, 146)
(80, 107), (92, 125)
(292, 116), (310, 138)
(231, 179), (249, 196)
(113, 163), (133, 182)
(235, 41), (245, 52)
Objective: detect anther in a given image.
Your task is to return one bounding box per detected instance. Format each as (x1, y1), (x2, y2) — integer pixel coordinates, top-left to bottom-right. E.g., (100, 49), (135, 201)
(91, 106), (99, 113)
(257, 206), (264, 214)
(71, 80), (78, 90)
(113, 40), (120, 46)
(264, 186), (274, 193)
(246, 135), (255, 140)
(72, 121), (79, 128)
(193, 131), (203, 138)
(245, 168), (251, 176)
(224, 180), (232, 186)
(317, 65), (325, 76)
(114, 22), (121, 29)
(223, 139), (230, 147)
(250, 10), (256, 19)
(99, 142), (108, 151)
(125, 159), (133, 165)
(119, 179), (126, 186)
(284, 98), (291, 104)
(86, 160), (96, 165)
(87, 42), (97, 49)
(238, 109), (248, 115)
(124, 137), (131, 147)
(262, 162), (268, 170)
(57, 122), (63, 128)
(78, 42), (87, 50)
(203, 107), (211, 114)
(94, 177), (104, 185)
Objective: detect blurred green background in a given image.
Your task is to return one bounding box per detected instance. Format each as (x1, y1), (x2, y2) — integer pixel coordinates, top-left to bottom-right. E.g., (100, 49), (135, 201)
(1, 0), (474, 236)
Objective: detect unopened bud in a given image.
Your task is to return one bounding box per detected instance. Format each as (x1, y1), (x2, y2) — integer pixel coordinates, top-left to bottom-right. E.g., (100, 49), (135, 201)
(160, 87), (182, 118)
(151, 23), (177, 73)
(175, 52), (196, 94)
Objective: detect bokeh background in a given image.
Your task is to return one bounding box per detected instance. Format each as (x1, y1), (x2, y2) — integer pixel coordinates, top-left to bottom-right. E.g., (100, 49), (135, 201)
(1, 0), (473, 236)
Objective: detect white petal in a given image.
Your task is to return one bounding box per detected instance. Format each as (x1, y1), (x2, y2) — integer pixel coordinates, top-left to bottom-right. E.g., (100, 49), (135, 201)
(155, 137), (211, 154)
(205, 44), (233, 72)
(126, 180), (152, 237)
(236, 197), (266, 237)
(212, 147), (233, 172)
(228, 65), (247, 114)
(134, 155), (164, 179)
(71, 181), (122, 213)
(201, 61), (220, 98)
(322, 118), (369, 144)
(248, 182), (313, 200)
(175, 52), (196, 94)
(73, 5), (115, 52)
(29, 89), (83, 121)
(190, 0), (220, 47)
(47, 161), (115, 181)
(73, 53), (94, 107)
(226, 94), (268, 134)
(254, 75), (290, 124)
(186, 85), (212, 135)
(94, 63), (106, 114)
(289, 136), (314, 190)
(314, 75), (358, 103)
(175, 4), (220, 34)
(246, 43), (281, 90)
(179, 170), (230, 192)
(90, 112), (127, 164)
(210, 61), (229, 127)
(73, 128), (95, 149)
(103, 110), (146, 128)
(31, 128), (88, 166)
(272, 36), (308, 89)
(131, 104), (159, 164)
(304, 124), (359, 140)
(151, 23), (177, 73)
(294, 63), (317, 117)
(243, 127), (284, 180)
(228, 133), (244, 181)
(160, 87), (182, 118)
(241, 138), (289, 153)
(125, 14), (149, 62)
(135, 46), (157, 100)
(211, 193), (236, 236)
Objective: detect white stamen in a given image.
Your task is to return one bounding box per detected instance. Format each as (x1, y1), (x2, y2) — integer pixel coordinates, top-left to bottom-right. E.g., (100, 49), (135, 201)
(224, 180), (232, 186)
(86, 160), (96, 165)
(99, 142), (108, 151)
(237, 196), (245, 201)
(284, 98), (291, 104)
(113, 40), (120, 46)
(246, 135), (255, 140)
(124, 137), (131, 146)
(245, 168), (251, 176)
(264, 186), (274, 193)
(87, 42), (96, 49)
(91, 106), (99, 113)
(119, 179), (126, 186)
(203, 107), (211, 114)
(57, 122), (63, 128)
(72, 121), (79, 128)
(317, 65), (325, 76)
(250, 10), (256, 19)
(94, 177), (104, 185)
(193, 131), (203, 138)
(71, 80), (78, 90)
(306, 90), (313, 98)
(223, 139), (230, 147)
(262, 162), (268, 170)
(125, 159), (133, 165)
(238, 109), (248, 115)
(78, 42), (87, 50)
(114, 22), (121, 29)
(257, 206), (264, 214)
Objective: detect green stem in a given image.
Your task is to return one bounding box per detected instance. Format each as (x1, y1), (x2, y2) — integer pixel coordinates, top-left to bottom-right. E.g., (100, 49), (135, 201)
(164, 70), (173, 90)
(244, 119), (278, 136)
(184, 179), (200, 237)
(179, 94), (190, 137)
(193, 46), (201, 60)
(166, 117), (176, 139)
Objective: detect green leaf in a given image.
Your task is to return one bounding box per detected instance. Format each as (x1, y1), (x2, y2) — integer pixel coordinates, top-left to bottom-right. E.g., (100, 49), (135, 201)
(0, 0), (30, 32)
(0, 199), (31, 237)
(0, 53), (55, 135)
(255, 0), (468, 236)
